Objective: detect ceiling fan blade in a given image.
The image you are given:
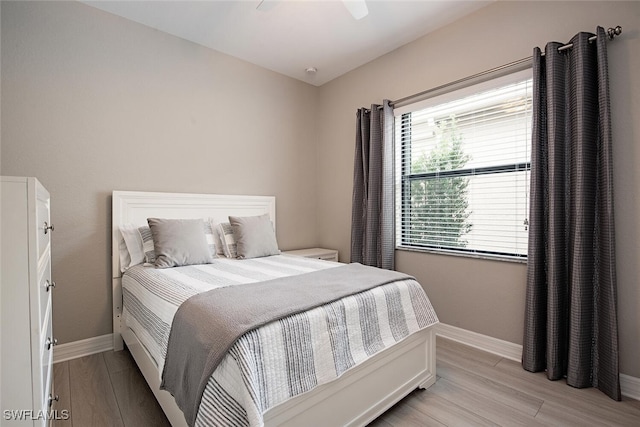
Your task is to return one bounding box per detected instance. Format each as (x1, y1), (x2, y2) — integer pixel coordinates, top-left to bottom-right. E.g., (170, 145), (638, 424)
(343, 0), (368, 20)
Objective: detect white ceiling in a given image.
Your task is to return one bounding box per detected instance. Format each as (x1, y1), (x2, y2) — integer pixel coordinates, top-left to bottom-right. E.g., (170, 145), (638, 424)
(82, 0), (492, 86)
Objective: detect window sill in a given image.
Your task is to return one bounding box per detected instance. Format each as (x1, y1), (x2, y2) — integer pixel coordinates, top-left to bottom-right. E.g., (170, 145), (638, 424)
(395, 245), (528, 264)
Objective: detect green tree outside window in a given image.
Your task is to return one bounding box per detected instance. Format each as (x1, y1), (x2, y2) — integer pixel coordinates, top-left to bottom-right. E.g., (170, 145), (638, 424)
(408, 116), (472, 248)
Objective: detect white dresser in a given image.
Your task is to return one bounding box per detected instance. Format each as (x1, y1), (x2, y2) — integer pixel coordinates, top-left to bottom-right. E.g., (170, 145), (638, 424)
(1, 177), (57, 425)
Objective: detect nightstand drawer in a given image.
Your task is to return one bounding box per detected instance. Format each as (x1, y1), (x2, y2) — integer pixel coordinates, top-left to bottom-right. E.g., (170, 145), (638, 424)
(283, 248), (339, 262)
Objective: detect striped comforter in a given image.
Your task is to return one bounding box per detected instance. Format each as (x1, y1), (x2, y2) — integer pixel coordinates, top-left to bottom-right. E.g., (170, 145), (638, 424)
(122, 255), (438, 427)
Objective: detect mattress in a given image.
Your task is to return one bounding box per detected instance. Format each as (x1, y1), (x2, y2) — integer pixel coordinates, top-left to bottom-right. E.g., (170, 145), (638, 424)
(122, 255), (438, 427)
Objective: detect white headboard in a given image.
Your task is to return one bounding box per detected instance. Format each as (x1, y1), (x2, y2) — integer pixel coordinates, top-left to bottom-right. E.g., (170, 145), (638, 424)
(111, 190), (276, 349)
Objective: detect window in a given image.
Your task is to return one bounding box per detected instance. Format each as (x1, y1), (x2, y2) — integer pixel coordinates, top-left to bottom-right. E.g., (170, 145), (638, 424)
(394, 69), (532, 260)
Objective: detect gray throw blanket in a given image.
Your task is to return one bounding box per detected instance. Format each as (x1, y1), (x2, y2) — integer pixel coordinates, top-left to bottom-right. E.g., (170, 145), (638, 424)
(160, 262), (414, 426)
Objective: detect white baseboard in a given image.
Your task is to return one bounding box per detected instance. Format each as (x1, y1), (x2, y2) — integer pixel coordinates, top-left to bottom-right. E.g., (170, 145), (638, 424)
(53, 333), (114, 364)
(621, 374), (640, 401)
(436, 323), (522, 362)
(436, 323), (639, 401)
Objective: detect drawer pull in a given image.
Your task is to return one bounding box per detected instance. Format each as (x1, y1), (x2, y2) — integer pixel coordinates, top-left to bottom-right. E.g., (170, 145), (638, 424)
(48, 394), (59, 407)
(43, 221), (54, 234)
(46, 337), (58, 350)
(45, 280), (56, 292)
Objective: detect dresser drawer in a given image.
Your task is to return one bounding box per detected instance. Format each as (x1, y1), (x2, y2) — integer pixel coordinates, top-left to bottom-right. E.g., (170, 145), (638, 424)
(37, 257), (53, 331)
(39, 310), (54, 426)
(36, 198), (52, 261)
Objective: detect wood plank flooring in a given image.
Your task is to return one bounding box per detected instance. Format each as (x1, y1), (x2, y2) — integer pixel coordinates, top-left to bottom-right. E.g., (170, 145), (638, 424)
(53, 348), (169, 427)
(53, 337), (640, 426)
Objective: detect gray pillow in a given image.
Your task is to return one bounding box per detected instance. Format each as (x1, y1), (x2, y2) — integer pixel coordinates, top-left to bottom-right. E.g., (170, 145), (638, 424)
(147, 218), (213, 268)
(228, 214), (280, 259)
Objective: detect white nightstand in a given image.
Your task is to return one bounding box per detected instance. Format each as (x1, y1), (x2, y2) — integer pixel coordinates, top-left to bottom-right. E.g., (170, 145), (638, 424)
(283, 247), (339, 262)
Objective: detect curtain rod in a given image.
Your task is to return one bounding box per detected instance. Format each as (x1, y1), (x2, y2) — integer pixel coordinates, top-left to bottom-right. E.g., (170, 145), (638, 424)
(389, 26), (622, 109)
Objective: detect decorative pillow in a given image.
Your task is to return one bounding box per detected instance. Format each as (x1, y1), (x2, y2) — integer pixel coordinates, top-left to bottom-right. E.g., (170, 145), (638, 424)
(217, 222), (237, 258)
(209, 219), (226, 256)
(137, 226), (156, 264)
(120, 223), (146, 269)
(229, 214), (280, 259)
(131, 221), (216, 266)
(147, 218), (213, 268)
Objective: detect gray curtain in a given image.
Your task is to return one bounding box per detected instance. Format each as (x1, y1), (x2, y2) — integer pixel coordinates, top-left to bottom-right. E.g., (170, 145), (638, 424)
(351, 100), (394, 270)
(523, 27), (620, 400)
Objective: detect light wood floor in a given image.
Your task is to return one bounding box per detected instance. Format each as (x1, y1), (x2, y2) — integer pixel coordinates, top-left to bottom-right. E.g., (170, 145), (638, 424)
(53, 337), (640, 426)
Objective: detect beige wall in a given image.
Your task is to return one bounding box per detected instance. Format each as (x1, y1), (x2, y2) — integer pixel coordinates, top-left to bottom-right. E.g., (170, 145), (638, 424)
(2, 0), (639, 381)
(1, 1), (319, 344)
(317, 1), (640, 378)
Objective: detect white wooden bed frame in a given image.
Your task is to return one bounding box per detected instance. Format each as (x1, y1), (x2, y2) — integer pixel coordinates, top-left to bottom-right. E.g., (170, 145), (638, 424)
(112, 190), (436, 427)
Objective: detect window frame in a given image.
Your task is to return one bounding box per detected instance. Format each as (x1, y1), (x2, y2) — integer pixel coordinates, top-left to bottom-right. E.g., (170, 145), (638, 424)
(394, 68), (533, 262)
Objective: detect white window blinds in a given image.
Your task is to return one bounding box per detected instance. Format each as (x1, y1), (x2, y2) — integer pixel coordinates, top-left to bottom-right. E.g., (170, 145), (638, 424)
(394, 70), (532, 260)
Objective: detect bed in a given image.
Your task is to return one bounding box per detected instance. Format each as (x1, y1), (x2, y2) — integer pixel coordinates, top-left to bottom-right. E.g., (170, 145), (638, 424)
(111, 190), (438, 427)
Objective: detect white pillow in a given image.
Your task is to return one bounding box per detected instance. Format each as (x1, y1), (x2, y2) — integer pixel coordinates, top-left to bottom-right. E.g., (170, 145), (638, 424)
(204, 219), (218, 258)
(117, 232), (132, 273)
(120, 224), (146, 270)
